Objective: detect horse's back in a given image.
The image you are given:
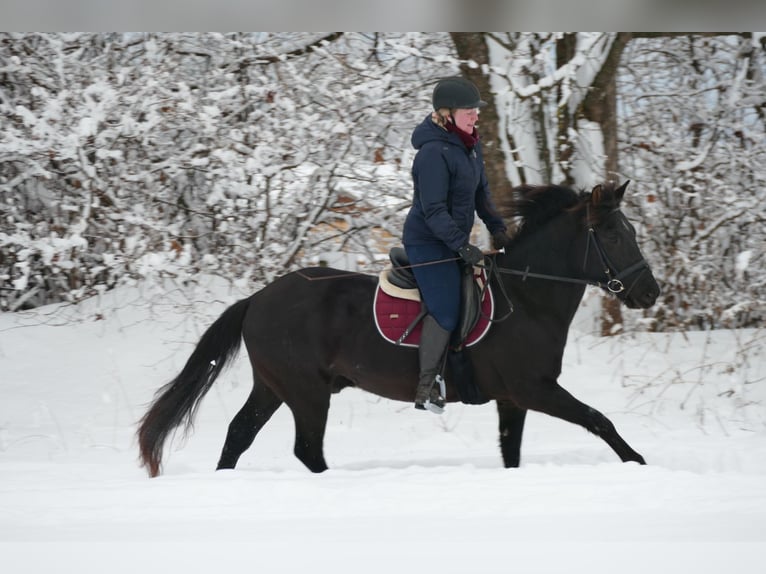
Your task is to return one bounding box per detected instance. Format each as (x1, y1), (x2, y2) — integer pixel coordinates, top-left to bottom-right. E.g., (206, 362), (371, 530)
(242, 267), (416, 400)
(242, 267), (377, 355)
(250, 267), (375, 301)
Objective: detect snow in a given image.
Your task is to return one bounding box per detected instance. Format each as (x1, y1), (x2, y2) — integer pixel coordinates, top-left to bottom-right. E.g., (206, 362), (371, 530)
(1, 280), (765, 573)
(736, 250), (752, 277)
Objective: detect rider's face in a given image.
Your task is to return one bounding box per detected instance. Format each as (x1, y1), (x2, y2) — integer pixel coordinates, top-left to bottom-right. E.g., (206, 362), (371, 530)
(453, 107), (479, 133)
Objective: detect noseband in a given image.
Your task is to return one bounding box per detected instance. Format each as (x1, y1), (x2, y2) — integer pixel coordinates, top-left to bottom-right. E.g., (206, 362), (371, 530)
(584, 223), (651, 294)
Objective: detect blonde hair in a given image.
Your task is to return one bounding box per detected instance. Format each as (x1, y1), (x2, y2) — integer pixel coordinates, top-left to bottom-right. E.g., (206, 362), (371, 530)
(430, 108), (453, 130)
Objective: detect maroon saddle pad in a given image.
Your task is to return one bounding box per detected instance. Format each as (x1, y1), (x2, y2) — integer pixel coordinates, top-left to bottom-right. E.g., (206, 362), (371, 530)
(373, 268), (494, 348)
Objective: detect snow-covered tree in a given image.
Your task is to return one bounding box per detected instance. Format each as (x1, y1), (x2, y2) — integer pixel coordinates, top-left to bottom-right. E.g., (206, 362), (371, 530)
(619, 33), (766, 329)
(469, 32), (765, 330)
(0, 32), (457, 310)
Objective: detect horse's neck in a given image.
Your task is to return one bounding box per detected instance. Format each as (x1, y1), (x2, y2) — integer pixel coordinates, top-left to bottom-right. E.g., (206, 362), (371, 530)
(511, 214), (582, 271)
(501, 218), (588, 325)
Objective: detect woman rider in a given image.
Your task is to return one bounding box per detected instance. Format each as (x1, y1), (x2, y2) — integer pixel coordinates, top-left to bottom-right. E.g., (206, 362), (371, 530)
(404, 76), (511, 413)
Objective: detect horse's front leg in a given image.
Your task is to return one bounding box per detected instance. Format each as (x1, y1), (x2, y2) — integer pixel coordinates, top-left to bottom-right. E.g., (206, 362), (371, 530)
(496, 400), (527, 468)
(521, 379), (646, 465)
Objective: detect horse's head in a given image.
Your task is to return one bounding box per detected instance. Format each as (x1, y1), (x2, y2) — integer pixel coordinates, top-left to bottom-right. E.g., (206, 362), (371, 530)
(584, 181), (660, 309)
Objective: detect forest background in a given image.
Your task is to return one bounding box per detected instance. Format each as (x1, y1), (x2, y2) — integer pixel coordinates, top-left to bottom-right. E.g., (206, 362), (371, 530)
(2, 31), (766, 574)
(1, 32), (764, 333)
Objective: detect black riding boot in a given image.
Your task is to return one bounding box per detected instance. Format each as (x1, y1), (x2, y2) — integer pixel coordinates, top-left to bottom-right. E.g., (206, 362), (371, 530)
(414, 315), (451, 414)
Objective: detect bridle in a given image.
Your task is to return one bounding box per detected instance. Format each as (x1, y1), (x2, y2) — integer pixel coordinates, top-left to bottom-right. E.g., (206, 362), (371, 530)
(488, 208), (651, 312)
(582, 213), (651, 295)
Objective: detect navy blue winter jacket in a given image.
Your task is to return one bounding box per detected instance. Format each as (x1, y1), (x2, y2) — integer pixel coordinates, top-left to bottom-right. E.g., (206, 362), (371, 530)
(403, 114), (506, 252)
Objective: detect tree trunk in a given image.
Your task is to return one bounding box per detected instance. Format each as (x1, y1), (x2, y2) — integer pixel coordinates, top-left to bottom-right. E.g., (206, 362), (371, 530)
(581, 33), (632, 336)
(582, 33), (632, 182)
(450, 33), (512, 207)
(556, 33), (578, 186)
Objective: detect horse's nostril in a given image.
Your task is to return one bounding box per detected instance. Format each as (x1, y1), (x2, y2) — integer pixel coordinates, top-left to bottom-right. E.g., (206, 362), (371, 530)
(642, 287), (660, 307)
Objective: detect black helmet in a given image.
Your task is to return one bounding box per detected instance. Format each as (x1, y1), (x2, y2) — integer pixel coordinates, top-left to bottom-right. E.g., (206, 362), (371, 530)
(432, 76), (487, 110)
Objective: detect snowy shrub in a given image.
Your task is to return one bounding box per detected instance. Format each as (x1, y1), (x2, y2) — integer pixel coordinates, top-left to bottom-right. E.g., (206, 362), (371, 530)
(0, 32), (455, 310)
(619, 35), (766, 330)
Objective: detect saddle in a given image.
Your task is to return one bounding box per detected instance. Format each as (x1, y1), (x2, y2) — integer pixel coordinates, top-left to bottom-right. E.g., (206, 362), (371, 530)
(374, 247), (494, 349)
(374, 247), (493, 405)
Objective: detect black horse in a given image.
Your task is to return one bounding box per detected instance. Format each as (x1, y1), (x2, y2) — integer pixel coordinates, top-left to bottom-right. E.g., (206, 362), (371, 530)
(138, 181), (660, 477)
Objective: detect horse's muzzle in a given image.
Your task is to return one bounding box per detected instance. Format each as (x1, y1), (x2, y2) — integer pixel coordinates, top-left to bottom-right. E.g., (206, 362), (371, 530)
(623, 275), (661, 309)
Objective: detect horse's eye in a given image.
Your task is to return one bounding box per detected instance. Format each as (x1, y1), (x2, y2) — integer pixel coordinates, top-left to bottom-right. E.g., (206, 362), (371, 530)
(598, 221), (621, 243)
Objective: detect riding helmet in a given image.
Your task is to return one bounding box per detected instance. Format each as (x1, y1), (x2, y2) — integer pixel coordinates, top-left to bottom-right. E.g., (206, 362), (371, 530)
(432, 77), (487, 110)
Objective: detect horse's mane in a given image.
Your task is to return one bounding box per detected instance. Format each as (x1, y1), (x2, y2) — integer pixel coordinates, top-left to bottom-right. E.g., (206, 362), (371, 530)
(501, 184), (581, 240)
(501, 183), (622, 241)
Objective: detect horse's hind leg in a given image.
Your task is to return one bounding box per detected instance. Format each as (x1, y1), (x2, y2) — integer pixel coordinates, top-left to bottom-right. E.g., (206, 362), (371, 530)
(496, 400), (527, 468)
(521, 380), (645, 464)
(216, 381), (283, 471)
(286, 386), (331, 473)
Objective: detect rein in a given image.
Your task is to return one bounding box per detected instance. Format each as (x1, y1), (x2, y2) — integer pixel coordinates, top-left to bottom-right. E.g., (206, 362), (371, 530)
(492, 262), (606, 289)
(297, 217), (649, 323)
(295, 255), (465, 282)
(491, 220), (650, 295)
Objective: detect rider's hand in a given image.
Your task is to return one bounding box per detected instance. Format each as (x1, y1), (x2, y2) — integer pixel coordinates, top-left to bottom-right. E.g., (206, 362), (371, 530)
(491, 231), (512, 251)
(457, 243), (484, 265)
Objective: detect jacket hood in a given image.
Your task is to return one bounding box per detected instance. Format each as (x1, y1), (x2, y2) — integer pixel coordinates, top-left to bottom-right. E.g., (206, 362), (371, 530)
(411, 114), (453, 150)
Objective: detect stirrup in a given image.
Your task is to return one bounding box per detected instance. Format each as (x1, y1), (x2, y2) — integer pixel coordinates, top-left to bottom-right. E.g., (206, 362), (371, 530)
(415, 375), (446, 415)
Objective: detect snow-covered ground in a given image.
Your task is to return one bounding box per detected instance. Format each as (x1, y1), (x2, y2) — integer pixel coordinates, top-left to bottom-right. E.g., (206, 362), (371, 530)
(1, 278), (765, 573)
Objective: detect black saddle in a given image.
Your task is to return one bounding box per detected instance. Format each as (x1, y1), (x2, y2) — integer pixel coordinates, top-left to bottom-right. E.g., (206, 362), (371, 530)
(388, 246), (418, 289)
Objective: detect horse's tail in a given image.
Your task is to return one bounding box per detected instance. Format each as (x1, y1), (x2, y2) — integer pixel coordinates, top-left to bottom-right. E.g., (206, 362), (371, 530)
(137, 297), (252, 477)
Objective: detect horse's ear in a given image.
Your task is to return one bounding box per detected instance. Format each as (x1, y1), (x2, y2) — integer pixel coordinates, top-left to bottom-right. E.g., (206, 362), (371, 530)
(590, 184), (603, 204)
(615, 180), (630, 201)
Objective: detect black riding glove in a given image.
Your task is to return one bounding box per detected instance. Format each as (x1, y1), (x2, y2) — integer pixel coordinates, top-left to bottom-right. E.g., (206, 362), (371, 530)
(457, 243), (484, 266)
(491, 230), (512, 251)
